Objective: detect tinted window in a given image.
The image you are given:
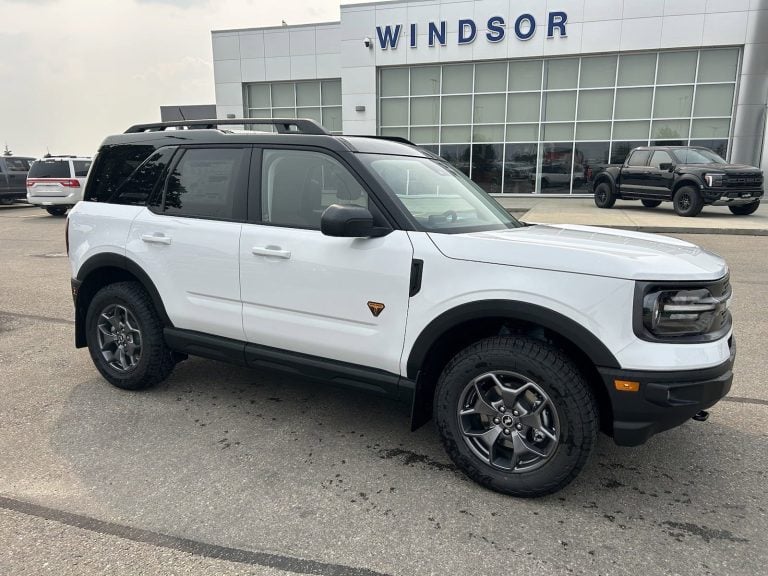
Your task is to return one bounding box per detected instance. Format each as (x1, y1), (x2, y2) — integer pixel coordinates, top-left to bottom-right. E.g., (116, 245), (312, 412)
(261, 149), (368, 229)
(675, 148), (727, 165)
(113, 148), (175, 206)
(73, 160), (91, 177)
(86, 145), (157, 202)
(650, 151), (674, 169)
(627, 150), (651, 167)
(4, 158), (32, 171)
(162, 148), (245, 220)
(28, 160), (70, 178)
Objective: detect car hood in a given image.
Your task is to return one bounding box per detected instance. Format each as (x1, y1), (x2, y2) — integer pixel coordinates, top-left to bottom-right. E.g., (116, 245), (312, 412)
(678, 163), (761, 173)
(428, 224), (727, 281)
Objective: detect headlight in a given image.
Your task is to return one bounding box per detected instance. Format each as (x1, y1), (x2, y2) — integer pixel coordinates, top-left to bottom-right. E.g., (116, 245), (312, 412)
(637, 278), (732, 341)
(704, 173), (725, 188)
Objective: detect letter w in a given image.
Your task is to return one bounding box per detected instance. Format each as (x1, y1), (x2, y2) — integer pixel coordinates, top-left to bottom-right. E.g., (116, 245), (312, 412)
(376, 25), (402, 49)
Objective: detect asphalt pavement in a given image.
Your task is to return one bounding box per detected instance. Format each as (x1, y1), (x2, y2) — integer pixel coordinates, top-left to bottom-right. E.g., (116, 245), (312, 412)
(1, 203), (767, 576)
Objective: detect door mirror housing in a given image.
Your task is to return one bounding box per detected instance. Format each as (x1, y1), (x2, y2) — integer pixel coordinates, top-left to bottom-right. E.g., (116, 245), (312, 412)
(320, 204), (391, 238)
(659, 162), (675, 172)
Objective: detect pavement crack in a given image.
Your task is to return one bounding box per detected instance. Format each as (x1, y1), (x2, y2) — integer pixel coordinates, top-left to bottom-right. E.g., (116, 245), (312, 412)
(0, 495), (391, 576)
(0, 310), (74, 326)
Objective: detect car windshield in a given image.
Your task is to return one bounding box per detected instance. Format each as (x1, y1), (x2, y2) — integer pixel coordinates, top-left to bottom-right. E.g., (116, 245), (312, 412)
(674, 148), (727, 165)
(359, 154), (521, 233)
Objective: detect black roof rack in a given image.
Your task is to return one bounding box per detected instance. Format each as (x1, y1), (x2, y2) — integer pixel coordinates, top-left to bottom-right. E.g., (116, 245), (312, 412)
(343, 135), (416, 146)
(124, 118), (331, 135)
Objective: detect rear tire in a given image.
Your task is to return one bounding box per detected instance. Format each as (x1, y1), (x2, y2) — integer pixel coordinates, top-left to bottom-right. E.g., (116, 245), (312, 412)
(434, 336), (598, 498)
(729, 200), (760, 215)
(594, 182), (616, 208)
(46, 206), (68, 216)
(641, 199), (662, 208)
(85, 281), (175, 390)
(672, 186), (703, 217)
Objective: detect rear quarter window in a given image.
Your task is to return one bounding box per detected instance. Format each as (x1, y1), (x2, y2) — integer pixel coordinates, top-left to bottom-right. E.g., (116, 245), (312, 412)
(28, 160), (70, 178)
(73, 160), (92, 177)
(85, 144), (160, 203)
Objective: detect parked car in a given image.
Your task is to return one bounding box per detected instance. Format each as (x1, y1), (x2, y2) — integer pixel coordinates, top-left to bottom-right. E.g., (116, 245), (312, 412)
(26, 155), (92, 216)
(68, 118), (735, 497)
(592, 146), (763, 216)
(0, 155), (35, 205)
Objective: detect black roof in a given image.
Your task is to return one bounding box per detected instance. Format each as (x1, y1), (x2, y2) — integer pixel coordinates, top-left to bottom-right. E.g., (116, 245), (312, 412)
(105, 118), (434, 158)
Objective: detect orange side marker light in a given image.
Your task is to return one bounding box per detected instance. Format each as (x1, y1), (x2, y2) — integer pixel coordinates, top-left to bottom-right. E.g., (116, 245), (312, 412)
(614, 380), (640, 392)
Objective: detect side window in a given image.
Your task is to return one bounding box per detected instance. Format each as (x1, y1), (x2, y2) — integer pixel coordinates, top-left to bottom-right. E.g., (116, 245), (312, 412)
(627, 150), (651, 167)
(113, 147), (175, 206)
(261, 149), (368, 229)
(73, 160), (91, 177)
(85, 145), (158, 202)
(162, 148), (246, 220)
(649, 150), (674, 170)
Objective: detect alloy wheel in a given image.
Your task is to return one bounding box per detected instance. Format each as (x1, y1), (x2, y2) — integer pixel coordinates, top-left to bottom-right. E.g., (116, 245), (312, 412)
(96, 304), (142, 372)
(457, 371), (560, 473)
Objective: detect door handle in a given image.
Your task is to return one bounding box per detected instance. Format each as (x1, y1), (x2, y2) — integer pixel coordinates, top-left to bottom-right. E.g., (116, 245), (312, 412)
(252, 246), (291, 259)
(141, 233), (172, 245)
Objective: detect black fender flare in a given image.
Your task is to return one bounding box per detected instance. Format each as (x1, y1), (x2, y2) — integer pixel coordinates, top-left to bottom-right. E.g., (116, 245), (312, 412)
(73, 253), (172, 347)
(592, 171), (617, 194)
(673, 175), (705, 192)
(406, 300), (620, 380)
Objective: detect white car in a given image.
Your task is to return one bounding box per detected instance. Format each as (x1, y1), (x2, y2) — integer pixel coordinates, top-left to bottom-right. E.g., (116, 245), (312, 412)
(27, 156), (91, 216)
(66, 118), (735, 497)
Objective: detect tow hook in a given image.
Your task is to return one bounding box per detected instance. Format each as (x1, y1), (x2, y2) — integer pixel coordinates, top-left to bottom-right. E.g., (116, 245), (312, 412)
(692, 410), (710, 422)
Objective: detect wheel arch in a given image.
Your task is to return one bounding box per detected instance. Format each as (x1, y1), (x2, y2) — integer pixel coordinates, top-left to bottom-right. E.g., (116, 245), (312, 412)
(73, 253), (172, 348)
(593, 171), (616, 192)
(406, 300), (619, 433)
(672, 175), (704, 194)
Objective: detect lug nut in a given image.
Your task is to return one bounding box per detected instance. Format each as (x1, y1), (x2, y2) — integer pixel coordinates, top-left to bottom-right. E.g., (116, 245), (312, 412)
(503, 428), (511, 435)
(499, 406), (506, 413)
(515, 423), (523, 431)
(493, 417), (500, 425)
(512, 410), (520, 416)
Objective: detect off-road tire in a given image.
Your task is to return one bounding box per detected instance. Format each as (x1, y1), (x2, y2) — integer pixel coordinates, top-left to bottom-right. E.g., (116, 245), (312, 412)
(594, 182), (616, 209)
(729, 200), (760, 215)
(641, 199), (662, 208)
(85, 281), (175, 390)
(46, 206), (68, 216)
(434, 336), (598, 498)
(673, 186), (703, 217)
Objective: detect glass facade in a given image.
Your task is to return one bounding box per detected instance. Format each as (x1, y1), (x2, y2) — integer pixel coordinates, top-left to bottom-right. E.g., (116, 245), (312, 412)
(244, 79), (343, 133)
(378, 49), (740, 194)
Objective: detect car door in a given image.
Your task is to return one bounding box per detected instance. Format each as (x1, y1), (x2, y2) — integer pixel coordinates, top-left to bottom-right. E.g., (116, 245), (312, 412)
(645, 150), (676, 198)
(127, 145), (250, 341)
(239, 147), (414, 376)
(619, 149), (652, 195)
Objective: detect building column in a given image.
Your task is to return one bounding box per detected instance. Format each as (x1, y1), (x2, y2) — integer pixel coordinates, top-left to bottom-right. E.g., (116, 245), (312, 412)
(730, 8), (768, 168)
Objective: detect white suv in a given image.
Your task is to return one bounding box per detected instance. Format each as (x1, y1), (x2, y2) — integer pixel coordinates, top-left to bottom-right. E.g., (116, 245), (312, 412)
(66, 119), (735, 497)
(27, 155), (91, 216)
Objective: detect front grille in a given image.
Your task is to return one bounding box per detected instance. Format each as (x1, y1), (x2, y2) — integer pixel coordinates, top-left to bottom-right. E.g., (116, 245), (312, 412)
(725, 173), (763, 188)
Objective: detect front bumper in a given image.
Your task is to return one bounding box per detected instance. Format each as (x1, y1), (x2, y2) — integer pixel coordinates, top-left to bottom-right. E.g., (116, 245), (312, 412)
(702, 187), (763, 205)
(599, 336), (735, 446)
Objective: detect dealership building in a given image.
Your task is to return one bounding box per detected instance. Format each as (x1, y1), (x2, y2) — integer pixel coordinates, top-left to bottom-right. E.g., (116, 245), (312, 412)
(211, 0), (768, 195)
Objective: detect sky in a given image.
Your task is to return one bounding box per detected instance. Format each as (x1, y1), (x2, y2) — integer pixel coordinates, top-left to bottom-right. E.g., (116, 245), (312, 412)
(0, 0), (376, 158)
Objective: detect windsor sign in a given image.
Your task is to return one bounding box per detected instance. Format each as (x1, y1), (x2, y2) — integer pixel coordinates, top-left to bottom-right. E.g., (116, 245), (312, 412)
(375, 11), (568, 50)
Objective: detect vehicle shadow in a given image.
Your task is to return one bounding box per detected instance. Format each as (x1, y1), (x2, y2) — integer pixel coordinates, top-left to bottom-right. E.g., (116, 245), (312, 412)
(48, 356), (764, 574)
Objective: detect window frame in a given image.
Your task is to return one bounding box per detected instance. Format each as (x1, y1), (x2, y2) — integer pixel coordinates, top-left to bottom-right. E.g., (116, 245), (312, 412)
(248, 144), (397, 232)
(151, 144), (251, 223)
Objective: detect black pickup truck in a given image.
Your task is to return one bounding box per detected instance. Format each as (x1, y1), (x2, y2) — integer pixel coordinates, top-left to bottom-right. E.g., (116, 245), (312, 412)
(0, 155), (35, 204)
(592, 146), (763, 217)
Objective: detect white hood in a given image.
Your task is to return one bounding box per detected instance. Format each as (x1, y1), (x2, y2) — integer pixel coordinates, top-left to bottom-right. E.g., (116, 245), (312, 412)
(428, 224), (728, 281)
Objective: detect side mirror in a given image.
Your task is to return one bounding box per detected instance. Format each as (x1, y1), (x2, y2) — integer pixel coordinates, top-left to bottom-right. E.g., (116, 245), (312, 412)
(320, 204), (391, 238)
(659, 162), (675, 172)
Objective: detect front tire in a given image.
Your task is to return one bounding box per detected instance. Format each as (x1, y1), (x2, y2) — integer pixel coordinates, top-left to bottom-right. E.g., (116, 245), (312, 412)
(85, 281), (175, 390)
(594, 182), (616, 209)
(641, 199), (662, 208)
(434, 336), (598, 498)
(729, 200), (760, 215)
(46, 206), (68, 216)
(673, 186), (703, 217)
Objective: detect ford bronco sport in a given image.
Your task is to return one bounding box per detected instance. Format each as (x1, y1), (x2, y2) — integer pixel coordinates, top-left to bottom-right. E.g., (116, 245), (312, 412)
(67, 119), (736, 497)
